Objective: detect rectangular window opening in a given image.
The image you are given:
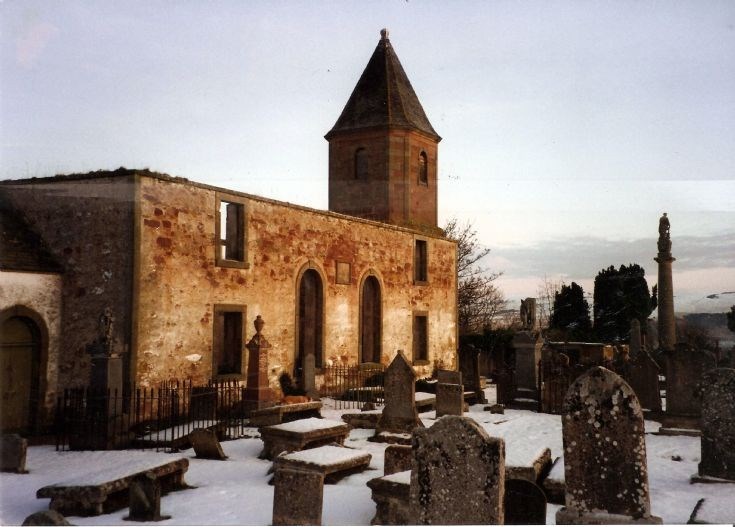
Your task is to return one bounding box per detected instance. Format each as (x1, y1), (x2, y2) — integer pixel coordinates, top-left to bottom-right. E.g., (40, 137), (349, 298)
(414, 239), (428, 283)
(413, 314), (428, 363)
(214, 306), (245, 377)
(215, 194), (248, 269)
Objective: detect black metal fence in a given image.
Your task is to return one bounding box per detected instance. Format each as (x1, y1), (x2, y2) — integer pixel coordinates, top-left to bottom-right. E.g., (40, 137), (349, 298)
(55, 380), (252, 452)
(320, 363), (385, 410)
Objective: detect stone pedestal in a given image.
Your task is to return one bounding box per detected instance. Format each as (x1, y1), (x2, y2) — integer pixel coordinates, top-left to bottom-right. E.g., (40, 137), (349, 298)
(244, 315), (277, 409)
(90, 353), (124, 413)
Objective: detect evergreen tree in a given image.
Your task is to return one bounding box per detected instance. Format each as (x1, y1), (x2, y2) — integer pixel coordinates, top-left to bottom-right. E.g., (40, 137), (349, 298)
(549, 282), (592, 341)
(593, 263), (654, 343)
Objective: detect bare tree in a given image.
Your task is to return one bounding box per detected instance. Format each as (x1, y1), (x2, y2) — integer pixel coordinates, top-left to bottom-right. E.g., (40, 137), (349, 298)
(536, 275), (565, 330)
(444, 218), (506, 334)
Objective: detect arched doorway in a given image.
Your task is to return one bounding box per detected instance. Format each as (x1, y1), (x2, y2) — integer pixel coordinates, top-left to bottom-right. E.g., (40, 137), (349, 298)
(296, 269), (323, 389)
(0, 316), (41, 432)
(361, 275), (382, 363)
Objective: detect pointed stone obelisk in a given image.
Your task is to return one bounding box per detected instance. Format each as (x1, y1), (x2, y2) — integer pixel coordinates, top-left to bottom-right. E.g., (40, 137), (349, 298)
(655, 213), (676, 352)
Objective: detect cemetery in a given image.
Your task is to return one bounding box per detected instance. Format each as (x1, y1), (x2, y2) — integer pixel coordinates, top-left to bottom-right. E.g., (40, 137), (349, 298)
(1, 356), (734, 525)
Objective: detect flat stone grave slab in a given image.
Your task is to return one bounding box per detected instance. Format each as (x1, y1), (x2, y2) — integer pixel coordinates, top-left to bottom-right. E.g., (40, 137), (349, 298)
(249, 401), (322, 427)
(341, 409), (381, 429)
(506, 446), (552, 483)
(688, 497), (735, 525)
(274, 444), (372, 483)
(259, 417), (350, 460)
(414, 391), (436, 412)
(367, 469), (411, 525)
(36, 456), (188, 516)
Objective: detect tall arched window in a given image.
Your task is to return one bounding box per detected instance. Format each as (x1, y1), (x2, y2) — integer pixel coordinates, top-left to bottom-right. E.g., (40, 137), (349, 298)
(297, 269), (324, 380)
(360, 276), (382, 363)
(355, 148), (368, 180)
(418, 151), (428, 185)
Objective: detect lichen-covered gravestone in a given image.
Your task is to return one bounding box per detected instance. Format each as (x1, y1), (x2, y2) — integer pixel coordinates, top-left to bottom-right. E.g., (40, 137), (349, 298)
(409, 415), (505, 524)
(694, 368), (735, 482)
(374, 351), (422, 442)
(272, 467), (324, 526)
(557, 366), (661, 524)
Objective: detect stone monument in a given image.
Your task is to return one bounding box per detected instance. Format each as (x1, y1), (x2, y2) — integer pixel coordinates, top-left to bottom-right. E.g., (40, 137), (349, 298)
(655, 213), (676, 353)
(244, 315), (277, 409)
(556, 367), (661, 524)
(409, 416), (505, 524)
(692, 368), (735, 483)
(374, 351), (422, 442)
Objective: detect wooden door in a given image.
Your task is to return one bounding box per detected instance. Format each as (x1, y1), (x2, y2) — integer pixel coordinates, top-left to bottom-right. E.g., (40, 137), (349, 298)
(0, 317), (40, 432)
(297, 270), (323, 385)
(361, 276), (381, 363)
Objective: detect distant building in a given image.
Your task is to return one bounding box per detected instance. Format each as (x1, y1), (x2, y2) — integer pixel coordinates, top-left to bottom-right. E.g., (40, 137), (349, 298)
(0, 30), (458, 432)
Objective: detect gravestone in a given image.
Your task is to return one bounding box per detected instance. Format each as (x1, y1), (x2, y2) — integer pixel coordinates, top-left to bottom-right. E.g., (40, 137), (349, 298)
(384, 444), (413, 475)
(272, 467), (324, 526)
(630, 319), (642, 357)
(504, 478), (547, 525)
(374, 351), (422, 441)
(126, 471), (170, 522)
(190, 428), (227, 460)
(437, 369), (461, 385)
(627, 349), (662, 413)
(409, 416), (505, 524)
(458, 346), (486, 404)
(435, 370), (463, 418)
(1, 433), (28, 473)
(556, 367), (661, 524)
(21, 511), (70, 526)
(694, 368), (735, 482)
(660, 343), (716, 432)
(435, 382), (464, 418)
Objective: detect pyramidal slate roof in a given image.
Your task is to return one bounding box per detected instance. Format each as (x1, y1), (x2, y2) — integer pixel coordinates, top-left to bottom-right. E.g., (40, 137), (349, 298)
(326, 29), (440, 141)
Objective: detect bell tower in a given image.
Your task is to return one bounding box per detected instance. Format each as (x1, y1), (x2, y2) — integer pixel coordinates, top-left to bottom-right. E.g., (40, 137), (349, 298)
(325, 29), (441, 229)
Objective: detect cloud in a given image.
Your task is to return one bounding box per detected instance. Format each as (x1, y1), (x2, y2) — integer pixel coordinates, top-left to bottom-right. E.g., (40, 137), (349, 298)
(16, 21), (59, 68)
(491, 232), (735, 279)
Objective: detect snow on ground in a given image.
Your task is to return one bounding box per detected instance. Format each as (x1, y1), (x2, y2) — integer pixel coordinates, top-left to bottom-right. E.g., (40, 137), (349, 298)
(1, 387), (733, 525)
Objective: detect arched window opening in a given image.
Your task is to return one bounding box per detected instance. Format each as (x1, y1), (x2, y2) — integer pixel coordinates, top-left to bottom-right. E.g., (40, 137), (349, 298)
(297, 269), (324, 384)
(418, 151), (428, 185)
(355, 148), (368, 180)
(360, 276), (382, 363)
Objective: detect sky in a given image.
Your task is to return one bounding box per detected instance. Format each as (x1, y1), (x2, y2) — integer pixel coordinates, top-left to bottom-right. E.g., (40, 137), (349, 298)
(2, 1), (735, 313)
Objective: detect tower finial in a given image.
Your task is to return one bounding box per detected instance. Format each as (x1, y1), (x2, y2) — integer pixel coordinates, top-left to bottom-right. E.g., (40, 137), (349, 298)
(380, 28), (389, 40)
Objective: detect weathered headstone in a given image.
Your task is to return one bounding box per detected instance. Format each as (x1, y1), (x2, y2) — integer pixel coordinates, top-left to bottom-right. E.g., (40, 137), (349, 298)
(627, 349), (662, 413)
(458, 345), (487, 404)
(272, 467), (324, 526)
(1, 433), (28, 473)
(244, 315), (278, 409)
(409, 416), (505, 524)
(436, 369), (461, 385)
(556, 366), (661, 524)
(435, 382), (464, 418)
(660, 343), (716, 432)
(21, 511), (71, 526)
(126, 471), (170, 522)
(189, 428), (227, 460)
(374, 351), (422, 441)
(504, 478), (547, 525)
(384, 444), (413, 475)
(694, 368), (735, 482)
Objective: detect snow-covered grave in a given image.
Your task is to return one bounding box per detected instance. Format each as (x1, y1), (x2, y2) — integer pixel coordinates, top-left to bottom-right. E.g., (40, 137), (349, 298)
(1, 387), (734, 525)
(275, 445), (372, 482)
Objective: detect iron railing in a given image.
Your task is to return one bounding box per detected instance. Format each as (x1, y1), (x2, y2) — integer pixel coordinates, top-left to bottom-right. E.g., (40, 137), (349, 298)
(320, 363), (385, 410)
(55, 379), (252, 452)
